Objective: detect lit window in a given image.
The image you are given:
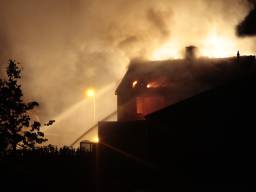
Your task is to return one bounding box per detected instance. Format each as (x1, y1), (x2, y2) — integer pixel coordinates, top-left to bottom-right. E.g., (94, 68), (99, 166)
(132, 80), (138, 88)
(146, 81), (160, 88)
(136, 96), (166, 115)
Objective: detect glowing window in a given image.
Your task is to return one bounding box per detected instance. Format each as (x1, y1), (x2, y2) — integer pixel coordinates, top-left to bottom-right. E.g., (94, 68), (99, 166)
(136, 96), (165, 116)
(132, 80), (138, 88)
(146, 81), (161, 88)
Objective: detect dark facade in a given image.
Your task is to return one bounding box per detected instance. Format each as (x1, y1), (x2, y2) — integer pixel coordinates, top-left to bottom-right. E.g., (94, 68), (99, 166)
(116, 54), (256, 121)
(98, 54), (256, 191)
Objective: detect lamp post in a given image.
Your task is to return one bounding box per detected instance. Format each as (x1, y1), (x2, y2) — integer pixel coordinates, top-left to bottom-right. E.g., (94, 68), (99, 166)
(86, 88), (96, 122)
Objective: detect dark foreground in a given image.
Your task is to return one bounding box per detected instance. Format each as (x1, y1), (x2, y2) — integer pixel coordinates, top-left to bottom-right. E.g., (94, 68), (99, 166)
(0, 148), (97, 192)
(0, 142), (252, 192)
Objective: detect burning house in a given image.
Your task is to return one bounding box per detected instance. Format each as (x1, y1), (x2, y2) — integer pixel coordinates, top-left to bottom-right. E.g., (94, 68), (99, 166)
(116, 46), (255, 121)
(97, 47), (255, 191)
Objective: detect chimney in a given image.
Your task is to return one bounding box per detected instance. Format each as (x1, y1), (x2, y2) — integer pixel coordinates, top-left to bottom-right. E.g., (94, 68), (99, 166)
(185, 45), (198, 60)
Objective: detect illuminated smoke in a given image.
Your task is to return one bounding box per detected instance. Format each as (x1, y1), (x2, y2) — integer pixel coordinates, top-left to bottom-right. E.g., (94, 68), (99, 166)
(150, 0), (255, 60)
(0, 0), (256, 145)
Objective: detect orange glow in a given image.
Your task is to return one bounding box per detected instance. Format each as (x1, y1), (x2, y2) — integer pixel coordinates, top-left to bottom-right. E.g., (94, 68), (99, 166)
(136, 96), (165, 116)
(150, 29), (244, 60)
(85, 88), (95, 97)
(151, 41), (181, 60)
(146, 81), (161, 88)
(92, 137), (99, 143)
(132, 80), (138, 88)
(201, 33), (237, 58)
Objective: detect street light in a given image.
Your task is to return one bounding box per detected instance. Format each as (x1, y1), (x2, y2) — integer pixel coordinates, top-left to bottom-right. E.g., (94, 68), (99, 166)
(85, 88), (96, 122)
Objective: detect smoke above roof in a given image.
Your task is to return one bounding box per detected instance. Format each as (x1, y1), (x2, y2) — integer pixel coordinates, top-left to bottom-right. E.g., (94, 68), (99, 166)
(0, 0), (255, 122)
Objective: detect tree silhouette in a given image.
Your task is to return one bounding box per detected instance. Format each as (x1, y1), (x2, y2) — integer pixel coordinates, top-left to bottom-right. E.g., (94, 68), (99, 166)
(0, 60), (54, 154)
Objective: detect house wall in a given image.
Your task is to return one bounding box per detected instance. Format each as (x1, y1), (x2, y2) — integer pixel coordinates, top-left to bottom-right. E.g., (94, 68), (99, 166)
(99, 73), (256, 191)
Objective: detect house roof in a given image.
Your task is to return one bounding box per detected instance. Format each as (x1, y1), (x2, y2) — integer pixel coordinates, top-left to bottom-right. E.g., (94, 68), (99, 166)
(116, 56), (256, 97)
(145, 71), (256, 121)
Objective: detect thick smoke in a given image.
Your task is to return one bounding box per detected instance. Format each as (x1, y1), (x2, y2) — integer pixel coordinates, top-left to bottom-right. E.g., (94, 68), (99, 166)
(237, 0), (256, 36)
(0, 0), (254, 123)
(0, 0), (174, 121)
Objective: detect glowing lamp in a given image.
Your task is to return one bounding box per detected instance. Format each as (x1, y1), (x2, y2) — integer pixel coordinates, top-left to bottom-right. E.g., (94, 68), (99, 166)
(86, 88), (95, 97)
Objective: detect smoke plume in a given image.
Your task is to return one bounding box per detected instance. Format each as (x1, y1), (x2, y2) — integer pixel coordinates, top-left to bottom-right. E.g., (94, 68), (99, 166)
(0, 0), (255, 123)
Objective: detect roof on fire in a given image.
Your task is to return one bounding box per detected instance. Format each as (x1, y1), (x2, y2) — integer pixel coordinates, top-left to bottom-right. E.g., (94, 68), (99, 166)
(115, 56), (256, 95)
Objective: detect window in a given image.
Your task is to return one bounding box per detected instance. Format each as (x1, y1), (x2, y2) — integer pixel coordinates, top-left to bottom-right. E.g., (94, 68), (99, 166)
(136, 96), (165, 116)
